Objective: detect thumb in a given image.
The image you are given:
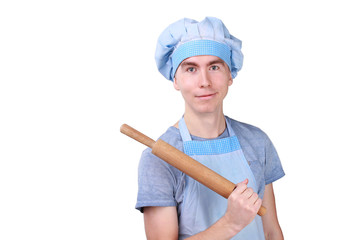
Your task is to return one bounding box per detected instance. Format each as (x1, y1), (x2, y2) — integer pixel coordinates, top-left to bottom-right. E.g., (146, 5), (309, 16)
(241, 178), (249, 185)
(233, 178), (249, 193)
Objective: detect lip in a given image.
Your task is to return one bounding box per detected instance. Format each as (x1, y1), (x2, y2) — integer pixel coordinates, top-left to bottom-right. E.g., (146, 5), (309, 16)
(195, 93), (217, 100)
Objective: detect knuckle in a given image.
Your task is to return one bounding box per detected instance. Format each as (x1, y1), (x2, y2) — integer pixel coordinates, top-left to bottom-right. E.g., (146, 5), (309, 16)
(236, 183), (246, 191)
(228, 193), (235, 201)
(233, 196), (243, 204)
(251, 208), (258, 215)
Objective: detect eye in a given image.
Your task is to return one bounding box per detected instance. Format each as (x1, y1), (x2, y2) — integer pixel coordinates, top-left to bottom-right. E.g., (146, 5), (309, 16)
(210, 65), (219, 71)
(187, 67), (196, 73)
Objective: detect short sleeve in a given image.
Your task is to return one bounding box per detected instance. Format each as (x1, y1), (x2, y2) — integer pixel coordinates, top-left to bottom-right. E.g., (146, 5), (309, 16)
(135, 148), (178, 212)
(264, 135), (285, 185)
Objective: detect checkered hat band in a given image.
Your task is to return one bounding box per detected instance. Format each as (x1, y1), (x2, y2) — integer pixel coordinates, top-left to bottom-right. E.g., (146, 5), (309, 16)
(171, 39), (231, 79)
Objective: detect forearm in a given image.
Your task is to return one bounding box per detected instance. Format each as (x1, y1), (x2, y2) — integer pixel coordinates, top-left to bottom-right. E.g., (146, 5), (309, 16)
(185, 215), (242, 240)
(262, 184), (284, 240)
(186, 180), (261, 240)
(265, 230), (284, 240)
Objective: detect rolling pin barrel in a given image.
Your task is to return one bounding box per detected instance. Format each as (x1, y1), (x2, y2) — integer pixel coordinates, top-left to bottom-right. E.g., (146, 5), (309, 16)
(152, 139), (235, 199)
(120, 124), (266, 216)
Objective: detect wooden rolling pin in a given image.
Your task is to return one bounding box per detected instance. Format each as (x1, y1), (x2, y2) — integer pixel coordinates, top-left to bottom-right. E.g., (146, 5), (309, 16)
(120, 124), (266, 216)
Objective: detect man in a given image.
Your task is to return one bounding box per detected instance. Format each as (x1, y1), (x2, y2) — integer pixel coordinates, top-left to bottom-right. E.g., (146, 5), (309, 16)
(136, 17), (285, 239)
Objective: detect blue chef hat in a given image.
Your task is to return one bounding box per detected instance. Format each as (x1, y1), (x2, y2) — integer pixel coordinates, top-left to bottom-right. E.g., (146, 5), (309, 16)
(155, 17), (244, 81)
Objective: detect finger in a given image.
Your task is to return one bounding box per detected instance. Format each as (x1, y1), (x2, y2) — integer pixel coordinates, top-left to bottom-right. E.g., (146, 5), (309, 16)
(242, 187), (254, 198)
(233, 179), (248, 193)
(241, 178), (249, 185)
(254, 197), (262, 210)
(248, 192), (259, 203)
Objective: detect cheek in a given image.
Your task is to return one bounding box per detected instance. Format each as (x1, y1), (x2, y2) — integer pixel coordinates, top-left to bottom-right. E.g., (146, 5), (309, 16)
(180, 85), (194, 96)
(174, 76), (193, 91)
(176, 77), (196, 92)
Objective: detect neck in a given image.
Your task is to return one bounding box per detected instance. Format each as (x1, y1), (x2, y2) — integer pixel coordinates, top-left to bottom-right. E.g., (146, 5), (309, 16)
(183, 110), (226, 139)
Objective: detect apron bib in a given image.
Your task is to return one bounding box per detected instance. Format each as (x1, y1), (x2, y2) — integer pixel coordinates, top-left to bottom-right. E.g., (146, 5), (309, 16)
(178, 116), (265, 240)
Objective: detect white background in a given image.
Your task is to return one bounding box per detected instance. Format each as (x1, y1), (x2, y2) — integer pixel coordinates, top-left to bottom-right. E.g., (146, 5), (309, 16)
(1, 0), (359, 239)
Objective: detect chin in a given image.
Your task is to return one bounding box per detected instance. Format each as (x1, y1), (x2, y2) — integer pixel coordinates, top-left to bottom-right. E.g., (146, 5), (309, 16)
(194, 106), (220, 114)
(186, 101), (222, 115)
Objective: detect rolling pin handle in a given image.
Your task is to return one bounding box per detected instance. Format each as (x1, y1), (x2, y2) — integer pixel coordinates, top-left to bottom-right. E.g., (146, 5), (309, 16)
(257, 206), (267, 216)
(120, 124), (156, 148)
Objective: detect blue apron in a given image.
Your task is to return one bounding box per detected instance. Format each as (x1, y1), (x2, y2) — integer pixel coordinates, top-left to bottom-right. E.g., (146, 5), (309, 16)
(178, 116), (265, 240)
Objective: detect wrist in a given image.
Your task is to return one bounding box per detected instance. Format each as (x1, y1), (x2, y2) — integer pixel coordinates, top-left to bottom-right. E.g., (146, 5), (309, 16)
(219, 214), (244, 237)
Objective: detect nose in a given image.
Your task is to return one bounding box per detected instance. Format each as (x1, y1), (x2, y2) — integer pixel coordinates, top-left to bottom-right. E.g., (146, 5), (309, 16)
(199, 69), (211, 88)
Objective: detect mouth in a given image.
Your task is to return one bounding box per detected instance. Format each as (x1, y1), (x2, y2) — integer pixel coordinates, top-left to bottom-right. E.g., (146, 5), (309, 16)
(195, 93), (217, 100)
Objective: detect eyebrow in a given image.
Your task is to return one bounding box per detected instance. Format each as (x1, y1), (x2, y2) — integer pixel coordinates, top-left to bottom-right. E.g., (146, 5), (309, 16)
(208, 59), (226, 66)
(180, 59), (226, 68)
(180, 61), (199, 68)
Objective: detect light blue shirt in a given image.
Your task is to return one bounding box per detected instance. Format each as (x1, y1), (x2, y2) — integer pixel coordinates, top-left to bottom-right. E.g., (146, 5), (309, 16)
(136, 116), (285, 212)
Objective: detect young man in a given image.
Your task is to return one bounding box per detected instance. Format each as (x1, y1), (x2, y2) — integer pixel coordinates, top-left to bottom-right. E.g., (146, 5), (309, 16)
(136, 17), (285, 240)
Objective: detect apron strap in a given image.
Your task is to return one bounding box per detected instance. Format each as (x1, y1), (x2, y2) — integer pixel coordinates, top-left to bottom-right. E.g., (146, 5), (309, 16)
(179, 117), (192, 142)
(224, 116), (236, 137)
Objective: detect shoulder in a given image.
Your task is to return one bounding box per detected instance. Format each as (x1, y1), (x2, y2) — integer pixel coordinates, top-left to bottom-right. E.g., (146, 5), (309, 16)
(226, 116), (285, 187)
(142, 126), (183, 156)
(137, 126), (185, 210)
(226, 116), (270, 141)
(158, 126), (183, 149)
(139, 126), (183, 172)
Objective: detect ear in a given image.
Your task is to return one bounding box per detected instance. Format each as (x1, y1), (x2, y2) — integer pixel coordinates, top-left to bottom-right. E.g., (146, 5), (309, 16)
(173, 77), (180, 90)
(228, 77), (233, 86)
(227, 69), (233, 86)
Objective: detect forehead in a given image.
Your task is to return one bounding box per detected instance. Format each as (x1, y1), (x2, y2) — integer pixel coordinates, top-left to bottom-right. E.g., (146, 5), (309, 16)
(180, 55), (226, 66)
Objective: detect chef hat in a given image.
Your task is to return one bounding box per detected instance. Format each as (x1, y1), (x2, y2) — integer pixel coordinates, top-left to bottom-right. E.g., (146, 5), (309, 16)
(155, 17), (244, 81)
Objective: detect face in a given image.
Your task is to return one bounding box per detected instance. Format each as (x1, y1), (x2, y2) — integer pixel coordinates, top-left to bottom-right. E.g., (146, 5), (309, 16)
(173, 55), (233, 115)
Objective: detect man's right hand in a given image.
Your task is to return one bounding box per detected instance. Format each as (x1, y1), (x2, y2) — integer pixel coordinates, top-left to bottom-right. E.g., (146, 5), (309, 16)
(223, 179), (262, 234)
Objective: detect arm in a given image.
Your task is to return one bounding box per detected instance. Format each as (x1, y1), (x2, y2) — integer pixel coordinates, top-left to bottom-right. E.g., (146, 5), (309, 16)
(261, 183), (284, 240)
(144, 205), (239, 240)
(186, 179), (261, 239)
(143, 179), (261, 240)
(143, 206), (179, 240)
